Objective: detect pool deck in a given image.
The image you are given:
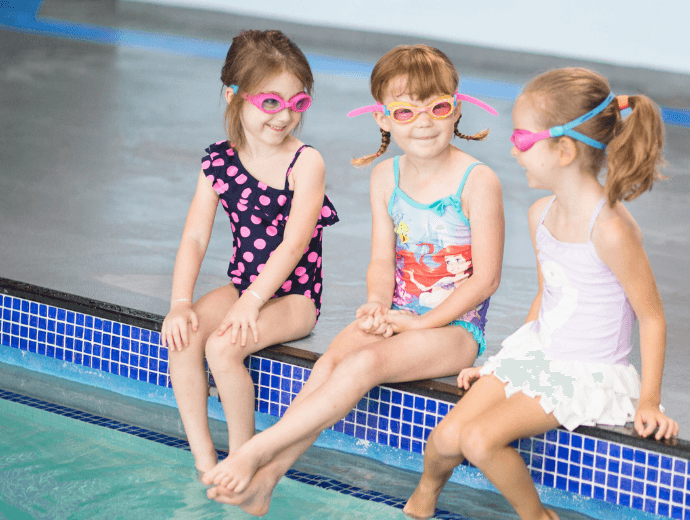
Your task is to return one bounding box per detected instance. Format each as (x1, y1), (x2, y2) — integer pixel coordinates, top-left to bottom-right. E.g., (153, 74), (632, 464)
(1, 0), (690, 437)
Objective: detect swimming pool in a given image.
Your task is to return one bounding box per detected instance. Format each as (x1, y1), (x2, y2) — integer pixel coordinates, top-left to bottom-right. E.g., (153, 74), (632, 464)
(1, 279), (689, 519)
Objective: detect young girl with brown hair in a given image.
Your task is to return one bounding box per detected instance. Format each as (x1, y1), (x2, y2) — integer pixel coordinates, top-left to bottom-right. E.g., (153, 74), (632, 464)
(161, 29), (338, 477)
(201, 43), (505, 516)
(404, 67), (679, 520)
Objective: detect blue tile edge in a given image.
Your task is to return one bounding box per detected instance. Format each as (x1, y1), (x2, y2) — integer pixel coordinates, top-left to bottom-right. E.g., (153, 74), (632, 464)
(2, 281), (690, 519)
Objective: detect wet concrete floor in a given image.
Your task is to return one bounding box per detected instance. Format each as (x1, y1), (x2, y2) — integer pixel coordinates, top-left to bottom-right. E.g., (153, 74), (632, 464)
(1, 0), (689, 436)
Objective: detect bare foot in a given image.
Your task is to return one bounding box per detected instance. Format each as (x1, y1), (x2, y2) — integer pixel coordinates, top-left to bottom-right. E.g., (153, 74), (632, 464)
(207, 467), (278, 517)
(201, 445), (261, 493)
(402, 476), (445, 520)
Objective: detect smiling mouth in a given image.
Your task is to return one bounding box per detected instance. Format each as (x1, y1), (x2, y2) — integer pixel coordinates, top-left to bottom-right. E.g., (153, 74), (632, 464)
(268, 124), (286, 132)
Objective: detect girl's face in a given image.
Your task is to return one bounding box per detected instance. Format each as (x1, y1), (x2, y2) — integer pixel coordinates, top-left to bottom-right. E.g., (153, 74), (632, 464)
(511, 95), (560, 190)
(236, 71), (305, 149)
(375, 76), (459, 160)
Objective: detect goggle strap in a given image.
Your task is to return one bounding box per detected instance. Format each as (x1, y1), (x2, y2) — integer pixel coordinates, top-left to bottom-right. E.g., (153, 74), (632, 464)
(563, 92), (615, 132)
(454, 93), (499, 116)
(347, 104), (385, 117)
(563, 129), (607, 150)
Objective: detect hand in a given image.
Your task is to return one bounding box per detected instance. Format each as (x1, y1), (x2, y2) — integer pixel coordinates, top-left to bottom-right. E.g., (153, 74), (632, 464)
(457, 366), (483, 390)
(356, 301), (391, 335)
(634, 402), (680, 441)
(381, 309), (420, 336)
(216, 292), (263, 347)
(161, 302), (198, 351)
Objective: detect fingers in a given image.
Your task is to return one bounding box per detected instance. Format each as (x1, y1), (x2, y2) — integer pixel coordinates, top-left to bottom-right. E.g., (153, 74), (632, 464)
(190, 311), (199, 333)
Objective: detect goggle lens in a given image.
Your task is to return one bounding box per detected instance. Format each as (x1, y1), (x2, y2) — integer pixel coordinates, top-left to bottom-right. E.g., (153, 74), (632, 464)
(392, 107), (415, 121)
(431, 101), (453, 117)
(511, 130), (538, 152)
(261, 97), (282, 112)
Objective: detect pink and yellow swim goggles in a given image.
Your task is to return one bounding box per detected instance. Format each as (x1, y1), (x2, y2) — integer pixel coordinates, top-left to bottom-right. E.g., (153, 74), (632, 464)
(347, 92), (498, 124)
(230, 84), (311, 114)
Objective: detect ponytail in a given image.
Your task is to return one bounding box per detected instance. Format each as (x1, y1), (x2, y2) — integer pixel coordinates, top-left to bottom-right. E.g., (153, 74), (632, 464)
(351, 129), (391, 167)
(605, 95), (666, 205)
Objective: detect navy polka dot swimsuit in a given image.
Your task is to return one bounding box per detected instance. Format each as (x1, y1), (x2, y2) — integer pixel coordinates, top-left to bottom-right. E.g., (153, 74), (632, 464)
(201, 141), (339, 320)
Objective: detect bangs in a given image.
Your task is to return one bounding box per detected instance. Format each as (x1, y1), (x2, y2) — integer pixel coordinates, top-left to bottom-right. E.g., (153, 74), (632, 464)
(372, 45), (458, 102)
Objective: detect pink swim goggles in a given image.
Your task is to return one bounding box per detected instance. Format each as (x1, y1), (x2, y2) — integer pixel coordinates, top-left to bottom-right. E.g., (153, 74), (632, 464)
(510, 92), (614, 151)
(347, 92), (498, 123)
(230, 85), (311, 114)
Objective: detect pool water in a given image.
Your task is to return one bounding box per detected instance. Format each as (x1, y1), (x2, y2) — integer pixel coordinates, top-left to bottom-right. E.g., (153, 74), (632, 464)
(0, 400), (409, 520)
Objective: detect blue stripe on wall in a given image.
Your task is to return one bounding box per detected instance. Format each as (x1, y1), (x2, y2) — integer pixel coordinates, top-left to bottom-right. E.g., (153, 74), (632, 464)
(1, 0), (689, 128)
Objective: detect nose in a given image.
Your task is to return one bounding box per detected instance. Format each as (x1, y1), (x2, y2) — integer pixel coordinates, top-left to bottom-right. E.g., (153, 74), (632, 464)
(510, 145), (519, 157)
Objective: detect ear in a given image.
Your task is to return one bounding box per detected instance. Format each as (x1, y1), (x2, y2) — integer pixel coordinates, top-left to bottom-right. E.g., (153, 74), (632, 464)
(373, 111), (391, 133)
(225, 87), (234, 105)
(557, 137), (579, 167)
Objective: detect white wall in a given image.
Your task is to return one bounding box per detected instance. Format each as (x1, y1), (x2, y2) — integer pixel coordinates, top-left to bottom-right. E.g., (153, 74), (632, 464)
(124, 0), (690, 75)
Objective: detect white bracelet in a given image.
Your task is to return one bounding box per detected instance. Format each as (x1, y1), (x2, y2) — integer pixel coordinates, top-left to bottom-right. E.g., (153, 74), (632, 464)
(246, 289), (266, 304)
(171, 298), (191, 304)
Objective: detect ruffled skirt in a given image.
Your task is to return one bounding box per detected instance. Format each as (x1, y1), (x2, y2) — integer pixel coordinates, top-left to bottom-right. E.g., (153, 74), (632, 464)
(479, 322), (640, 431)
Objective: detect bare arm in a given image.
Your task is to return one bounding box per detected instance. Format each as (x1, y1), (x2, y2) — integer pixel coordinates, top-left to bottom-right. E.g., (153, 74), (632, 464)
(593, 213), (678, 440)
(524, 197), (551, 323)
(163, 169), (219, 349)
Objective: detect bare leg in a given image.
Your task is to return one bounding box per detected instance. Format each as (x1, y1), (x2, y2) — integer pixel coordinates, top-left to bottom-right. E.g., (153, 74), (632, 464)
(459, 389), (561, 520)
(202, 325), (478, 494)
(205, 294), (316, 453)
(168, 285), (236, 474)
(403, 375), (508, 519)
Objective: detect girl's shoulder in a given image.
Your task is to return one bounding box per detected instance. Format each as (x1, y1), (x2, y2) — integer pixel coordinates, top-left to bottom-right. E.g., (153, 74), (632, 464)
(591, 201), (643, 252)
(369, 156), (397, 193)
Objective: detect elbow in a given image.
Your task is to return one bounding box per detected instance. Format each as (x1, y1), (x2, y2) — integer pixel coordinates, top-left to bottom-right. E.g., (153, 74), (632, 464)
(480, 271), (501, 299)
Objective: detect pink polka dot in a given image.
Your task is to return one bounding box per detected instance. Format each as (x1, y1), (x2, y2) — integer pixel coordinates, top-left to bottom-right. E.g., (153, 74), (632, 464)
(258, 182), (267, 190)
(201, 160), (211, 169)
(266, 226), (277, 236)
(250, 275), (257, 282)
(212, 158), (224, 167)
(317, 256), (322, 267)
(257, 263), (265, 273)
(243, 251), (254, 262)
(210, 152), (218, 159)
(242, 188), (252, 198)
(308, 252), (318, 262)
(239, 199), (248, 205)
(298, 274), (309, 284)
(231, 223), (236, 233)
(303, 246), (309, 254)
(237, 203), (247, 211)
(259, 195), (271, 206)
(312, 228), (319, 238)
(304, 290), (311, 299)
(321, 207), (332, 218)
(231, 212), (239, 223)
(230, 269), (241, 276)
(295, 267), (307, 276)
(277, 195), (287, 206)
(227, 148), (234, 156)
(224, 210), (230, 217)
(254, 238), (266, 250)
(227, 165), (238, 176)
(206, 174), (214, 184)
(314, 283), (321, 293)
(237, 238), (241, 248)
(240, 226), (250, 237)
(281, 280), (292, 291)
(238, 262), (245, 272)
(277, 214), (283, 221)
(232, 277), (242, 285)
(251, 215), (262, 225)
(216, 140), (225, 145)
(235, 174), (247, 184)
(221, 199), (228, 208)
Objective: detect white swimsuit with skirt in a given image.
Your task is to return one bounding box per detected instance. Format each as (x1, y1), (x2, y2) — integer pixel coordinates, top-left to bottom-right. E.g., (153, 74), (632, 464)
(480, 197), (641, 431)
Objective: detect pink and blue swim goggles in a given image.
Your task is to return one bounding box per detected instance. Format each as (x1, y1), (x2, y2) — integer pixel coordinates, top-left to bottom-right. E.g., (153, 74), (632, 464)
(347, 92), (498, 123)
(511, 92), (615, 151)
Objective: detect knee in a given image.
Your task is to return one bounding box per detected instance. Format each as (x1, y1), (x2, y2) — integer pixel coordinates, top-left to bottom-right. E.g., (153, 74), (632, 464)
(310, 355), (338, 384)
(338, 348), (382, 388)
(428, 420), (463, 458)
(204, 334), (245, 369)
(458, 422), (494, 467)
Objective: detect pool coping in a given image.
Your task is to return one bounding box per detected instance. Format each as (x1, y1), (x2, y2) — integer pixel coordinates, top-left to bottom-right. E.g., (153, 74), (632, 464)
(1, 276), (688, 458)
(2, 276), (688, 459)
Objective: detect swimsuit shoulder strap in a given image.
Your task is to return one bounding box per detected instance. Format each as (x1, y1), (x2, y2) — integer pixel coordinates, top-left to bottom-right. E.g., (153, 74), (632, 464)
(393, 155), (401, 187)
(538, 196), (557, 224)
(455, 161), (483, 198)
(284, 144), (311, 189)
(587, 197), (607, 238)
